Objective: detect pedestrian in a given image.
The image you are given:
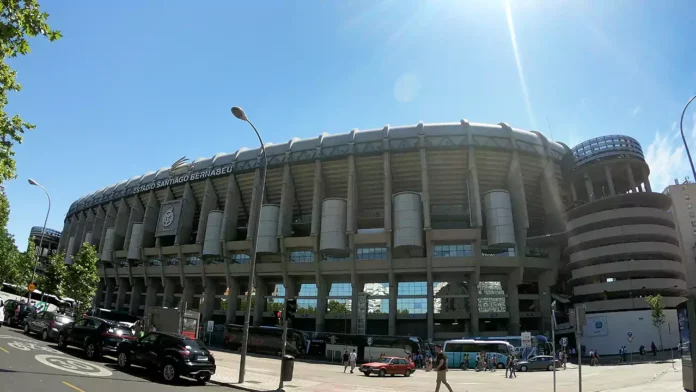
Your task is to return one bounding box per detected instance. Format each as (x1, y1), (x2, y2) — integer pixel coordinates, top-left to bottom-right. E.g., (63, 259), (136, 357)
(0, 298), (4, 329)
(433, 344), (453, 392)
(463, 353), (470, 370)
(342, 350), (349, 373)
(651, 341), (657, 357)
(349, 349), (357, 373)
(134, 320), (142, 337)
(492, 355), (498, 372)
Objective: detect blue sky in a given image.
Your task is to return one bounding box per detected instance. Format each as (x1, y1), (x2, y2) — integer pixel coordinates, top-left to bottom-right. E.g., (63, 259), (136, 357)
(4, 0), (696, 250)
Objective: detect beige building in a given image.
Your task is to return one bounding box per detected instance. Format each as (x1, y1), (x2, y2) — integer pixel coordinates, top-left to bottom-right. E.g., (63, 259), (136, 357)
(57, 122), (688, 343)
(663, 182), (696, 295)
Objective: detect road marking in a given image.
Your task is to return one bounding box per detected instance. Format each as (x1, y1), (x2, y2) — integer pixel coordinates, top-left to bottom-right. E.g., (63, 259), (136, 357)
(35, 354), (113, 377)
(0, 346), (8, 353)
(62, 381), (87, 392)
(8, 340), (61, 353)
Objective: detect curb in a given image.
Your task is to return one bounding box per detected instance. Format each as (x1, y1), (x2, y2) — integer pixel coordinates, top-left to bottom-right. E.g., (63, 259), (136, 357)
(209, 379), (281, 392)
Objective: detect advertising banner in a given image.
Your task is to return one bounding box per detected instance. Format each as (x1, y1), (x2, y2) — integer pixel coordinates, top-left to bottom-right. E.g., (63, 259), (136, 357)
(585, 314), (608, 337)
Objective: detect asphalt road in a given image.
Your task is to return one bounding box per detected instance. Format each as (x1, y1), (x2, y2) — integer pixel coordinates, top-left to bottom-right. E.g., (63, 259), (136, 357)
(0, 326), (228, 392)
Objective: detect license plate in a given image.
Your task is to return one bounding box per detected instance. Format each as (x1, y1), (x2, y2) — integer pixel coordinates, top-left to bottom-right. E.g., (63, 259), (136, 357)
(196, 356), (208, 361)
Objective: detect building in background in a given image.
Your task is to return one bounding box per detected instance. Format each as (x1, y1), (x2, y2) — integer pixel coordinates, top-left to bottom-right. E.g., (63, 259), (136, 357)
(663, 182), (696, 296)
(56, 121), (688, 346)
(29, 226), (61, 273)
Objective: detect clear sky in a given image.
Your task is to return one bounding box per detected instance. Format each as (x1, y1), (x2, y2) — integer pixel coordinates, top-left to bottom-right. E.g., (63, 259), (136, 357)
(4, 0), (696, 251)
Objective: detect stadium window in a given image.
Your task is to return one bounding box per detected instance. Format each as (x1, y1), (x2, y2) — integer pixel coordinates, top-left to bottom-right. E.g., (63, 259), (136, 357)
(231, 253), (250, 264)
(289, 250), (314, 263)
(356, 247), (388, 260)
(433, 244), (473, 257)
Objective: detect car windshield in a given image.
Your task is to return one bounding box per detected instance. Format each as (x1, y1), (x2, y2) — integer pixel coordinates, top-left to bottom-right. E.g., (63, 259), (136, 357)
(377, 358), (391, 363)
(183, 338), (207, 350)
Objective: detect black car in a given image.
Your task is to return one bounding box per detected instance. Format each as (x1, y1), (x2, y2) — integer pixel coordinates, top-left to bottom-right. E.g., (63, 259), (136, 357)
(116, 332), (216, 385)
(23, 311), (74, 341)
(57, 316), (136, 360)
(3, 300), (35, 328)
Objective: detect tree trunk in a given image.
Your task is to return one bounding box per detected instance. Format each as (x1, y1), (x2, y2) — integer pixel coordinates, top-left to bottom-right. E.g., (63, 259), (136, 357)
(658, 325), (664, 359)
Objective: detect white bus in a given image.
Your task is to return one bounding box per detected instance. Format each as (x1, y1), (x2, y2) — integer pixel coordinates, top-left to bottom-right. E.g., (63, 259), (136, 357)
(442, 339), (514, 369)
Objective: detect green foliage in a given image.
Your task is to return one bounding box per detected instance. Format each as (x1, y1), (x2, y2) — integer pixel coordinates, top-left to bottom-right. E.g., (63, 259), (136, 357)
(64, 243), (99, 314)
(327, 300), (350, 315)
(240, 296), (254, 311)
(267, 301), (284, 313)
(646, 294), (665, 350)
(398, 309), (410, 315)
(0, 0), (61, 182)
(39, 252), (66, 297)
(15, 236), (37, 289)
(0, 191), (18, 284)
(297, 306), (316, 315)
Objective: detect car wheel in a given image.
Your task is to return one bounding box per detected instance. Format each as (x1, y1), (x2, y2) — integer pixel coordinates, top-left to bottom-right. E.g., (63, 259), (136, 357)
(23, 324), (30, 334)
(162, 363), (179, 382)
(520, 365), (528, 372)
(497, 362), (505, 369)
(378, 369), (386, 377)
(117, 352), (130, 369)
(85, 342), (99, 360)
(363, 372), (370, 376)
(195, 373), (211, 385)
(41, 330), (48, 341)
(57, 334), (67, 348)
(548, 364), (554, 371)
(404, 369), (411, 377)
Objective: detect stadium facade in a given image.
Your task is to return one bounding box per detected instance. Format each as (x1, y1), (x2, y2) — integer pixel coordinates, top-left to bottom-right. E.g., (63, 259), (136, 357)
(57, 121), (687, 342)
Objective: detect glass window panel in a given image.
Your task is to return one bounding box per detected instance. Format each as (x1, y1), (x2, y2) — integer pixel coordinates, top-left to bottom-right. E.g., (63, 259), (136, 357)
(231, 253), (250, 264)
(356, 247), (388, 260)
(396, 298), (427, 314)
(329, 283), (352, 297)
(299, 284), (318, 296)
(398, 282), (427, 296)
(289, 250), (314, 263)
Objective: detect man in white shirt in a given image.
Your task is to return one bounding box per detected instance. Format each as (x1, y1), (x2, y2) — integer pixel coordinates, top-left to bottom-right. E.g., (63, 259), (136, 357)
(349, 349), (357, 373)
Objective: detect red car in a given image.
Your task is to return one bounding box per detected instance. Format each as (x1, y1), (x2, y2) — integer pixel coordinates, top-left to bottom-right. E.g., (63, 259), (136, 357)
(359, 356), (416, 377)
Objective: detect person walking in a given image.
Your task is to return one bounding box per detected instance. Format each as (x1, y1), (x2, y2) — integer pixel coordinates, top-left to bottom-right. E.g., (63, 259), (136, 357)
(651, 341), (657, 357)
(342, 351), (350, 373)
(433, 344), (453, 392)
(0, 298), (4, 329)
(349, 349), (357, 373)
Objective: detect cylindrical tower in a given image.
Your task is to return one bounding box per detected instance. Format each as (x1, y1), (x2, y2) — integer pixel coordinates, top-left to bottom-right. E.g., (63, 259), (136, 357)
(127, 223), (143, 260)
(256, 204), (280, 254)
(483, 190), (516, 248)
(319, 198), (348, 257)
(101, 227), (116, 262)
(393, 191), (424, 249)
(565, 135), (686, 313)
(202, 210), (224, 257)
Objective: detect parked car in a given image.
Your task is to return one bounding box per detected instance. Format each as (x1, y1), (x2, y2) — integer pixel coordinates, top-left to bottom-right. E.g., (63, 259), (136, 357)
(57, 316), (136, 360)
(23, 311), (74, 341)
(360, 357), (416, 377)
(517, 355), (562, 372)
(3, 300), (35, 328)
(116, 332), (216, 385)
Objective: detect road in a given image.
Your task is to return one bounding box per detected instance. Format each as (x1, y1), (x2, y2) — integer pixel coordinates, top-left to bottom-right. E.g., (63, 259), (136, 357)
(0, 324), (685, 392)
(0, 326), (227, 392)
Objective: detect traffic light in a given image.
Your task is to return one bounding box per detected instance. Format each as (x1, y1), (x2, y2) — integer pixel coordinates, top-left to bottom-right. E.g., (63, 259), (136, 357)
(285, 299), (297, 321)
(275, 311), (282, 325)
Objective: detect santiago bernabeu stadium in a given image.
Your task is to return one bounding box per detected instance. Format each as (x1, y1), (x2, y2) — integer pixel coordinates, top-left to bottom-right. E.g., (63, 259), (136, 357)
(56, 120), (687, 346)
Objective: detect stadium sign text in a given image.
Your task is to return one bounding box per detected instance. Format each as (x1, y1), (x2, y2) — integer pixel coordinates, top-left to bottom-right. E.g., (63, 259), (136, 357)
(130, 165), (235, 194)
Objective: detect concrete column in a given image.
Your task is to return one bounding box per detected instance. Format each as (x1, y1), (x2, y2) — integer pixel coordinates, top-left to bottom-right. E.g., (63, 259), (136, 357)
(104, 278), (115, 309)
(113, 199), (130, 251)
(346, 155), (357, 234)
(72, 213), (87, 253)
(58, 218), (72, 253)
(141, 191), (160, 250)
(507, 269), (522, 336)
(626, 164), (637, 192)
(129, 278), (144, 316)
(115, 278), (129, 311)
(584, 173), (594, 201)
(196, 179), (219, 244)
(226, 277), (240, 325)
(175, 183), (197, 245)
(277, 164), (295, 238)
(163, 278), (176, 308)
(538, 269), (557, 336)
(247, 168), (263, 241)
(253, 278), (266, 327)
(507, 149), (529, 254)
(144, 278), (160, 311)
(468, 145), (483, 228)
(124, 197), (144, 252)
(315, 276), (329, 332)
(99, 202), (117, 255)
(643, 167), (652, 192)
(93, 279), (105, 309)
(383, 151), (392, 231)
(604, 166), (616, 196)
(182, 278), (196, 310)
(388, 273), (397, 336)
(202, 278), (217, 322)
(310, 160), (324, 237)
(350, 275), (362, 334)
(284, 276), (298, 300)
(419, 144), (432, 230)
(469, 269), (480, 336)
(81, 210), (95, 250)
(570, 182), (578, 202)
(221, 173), (242, 243)
(90, 206), (105, 249)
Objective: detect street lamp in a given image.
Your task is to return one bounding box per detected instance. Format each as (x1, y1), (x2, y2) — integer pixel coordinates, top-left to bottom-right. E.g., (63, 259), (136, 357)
(27, 178), (51, 305)
(680, 96), (696, 181)
(231, 106), (267, 383)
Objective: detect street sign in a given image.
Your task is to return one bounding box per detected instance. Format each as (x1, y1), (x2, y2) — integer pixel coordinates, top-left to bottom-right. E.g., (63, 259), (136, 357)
(560, 337), (568, 347)
(206, 320), (214, 333)
(367, 337), (373, 346)
(521, 332), (532, 348)
(27, 283), (36, 293)
(626, 331), (633, 343)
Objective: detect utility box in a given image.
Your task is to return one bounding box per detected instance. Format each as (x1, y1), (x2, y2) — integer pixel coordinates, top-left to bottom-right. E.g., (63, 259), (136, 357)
(144, 307), (201, 339)
(281, 355), (295, 382)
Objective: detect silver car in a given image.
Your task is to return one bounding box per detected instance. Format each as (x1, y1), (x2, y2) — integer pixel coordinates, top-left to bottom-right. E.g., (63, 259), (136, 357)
(23, 311), (74, 341)
(517, 355), (562, 372)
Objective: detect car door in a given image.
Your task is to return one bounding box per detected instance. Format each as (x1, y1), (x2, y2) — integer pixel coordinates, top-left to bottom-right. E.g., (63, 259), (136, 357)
(135, 333), (160, 367)
(68, 319), (90, 344)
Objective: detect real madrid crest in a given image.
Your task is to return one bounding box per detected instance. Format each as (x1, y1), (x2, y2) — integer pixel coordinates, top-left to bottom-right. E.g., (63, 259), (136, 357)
(162, 205), (175, 227)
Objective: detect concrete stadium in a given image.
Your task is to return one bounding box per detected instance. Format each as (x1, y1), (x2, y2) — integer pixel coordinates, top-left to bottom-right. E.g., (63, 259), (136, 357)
(56, 120), (687, 343)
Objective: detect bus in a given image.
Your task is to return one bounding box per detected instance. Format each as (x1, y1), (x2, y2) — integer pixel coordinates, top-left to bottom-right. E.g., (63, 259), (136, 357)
(306, 332), (424, 363)
(224, 324), (309, 357)
(467, 335), (551, 360)
(443, 339), (514, 370)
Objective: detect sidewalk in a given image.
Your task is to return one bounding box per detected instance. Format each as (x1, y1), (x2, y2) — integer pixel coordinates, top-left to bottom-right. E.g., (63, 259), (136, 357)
(210, 349), (320, 391)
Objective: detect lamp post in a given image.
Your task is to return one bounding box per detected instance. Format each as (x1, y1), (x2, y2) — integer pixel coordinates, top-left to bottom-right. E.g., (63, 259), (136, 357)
(231, 106), (268, 383)
(27, 178), (51, 305)
(680, 96), (696, 181)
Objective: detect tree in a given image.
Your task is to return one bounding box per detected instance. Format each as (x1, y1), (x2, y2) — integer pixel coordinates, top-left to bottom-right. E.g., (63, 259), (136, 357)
(38, 252), (66, 297)
(646, 294), (666, 352)
(327, 300), (350, 315)
(0, 191), (19, 284)
(64, 243), (99, 314)
(15, 237), (37, 291)
(0, 1), (61, 182)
